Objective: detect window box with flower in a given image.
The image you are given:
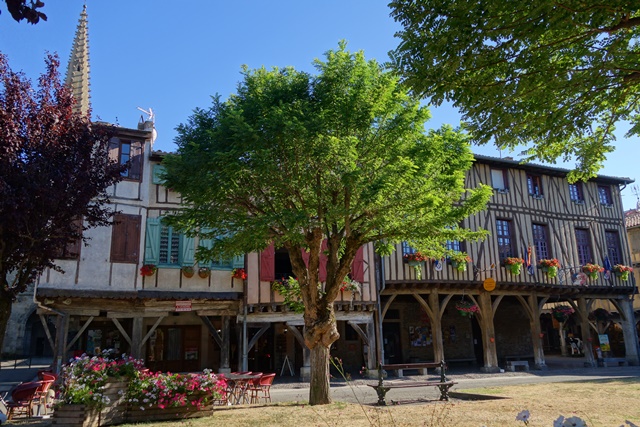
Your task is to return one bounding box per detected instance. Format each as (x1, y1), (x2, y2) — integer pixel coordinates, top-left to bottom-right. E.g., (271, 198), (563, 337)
(503, 257), (524, 275)
(612, 264), (632, 281)
(403, 252), (428, 279)
(538, 258), (560, 278)
(454, 300), (479, 317)
(232, 268), (247, 280)
(581, 263), (603, 280)
(140, 264), (157, 277)
(449, 253), (471, 272)
(271, 277), (305, 313)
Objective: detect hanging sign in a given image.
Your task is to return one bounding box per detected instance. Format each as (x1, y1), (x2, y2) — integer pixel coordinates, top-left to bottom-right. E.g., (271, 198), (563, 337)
(598, 334), (611, 352)
(175, 301), (192, 312)
(483, 277), (496, 291)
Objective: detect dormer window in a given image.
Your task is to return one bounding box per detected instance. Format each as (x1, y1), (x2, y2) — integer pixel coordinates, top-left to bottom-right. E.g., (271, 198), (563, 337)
(527, 174), (543, 197)
(109, 138), (143, 181)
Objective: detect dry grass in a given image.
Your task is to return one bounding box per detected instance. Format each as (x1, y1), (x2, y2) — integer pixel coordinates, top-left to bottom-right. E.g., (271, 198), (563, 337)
(52, 378), (640, 427)
(113, 379), (640, 427)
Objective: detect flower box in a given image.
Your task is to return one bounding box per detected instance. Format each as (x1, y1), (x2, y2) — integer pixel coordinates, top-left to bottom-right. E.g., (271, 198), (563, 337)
(181, 266), (195, 278)
(612, 264), (632, 281)
(53, 404), (100, 427)
(198, 267), (211, 278)
(140, 264), (157, 277)
(582, 263), (603, 280)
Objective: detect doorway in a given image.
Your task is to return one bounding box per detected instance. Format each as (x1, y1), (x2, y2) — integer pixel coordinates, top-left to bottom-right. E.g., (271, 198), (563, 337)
(382, 323), (402, 364)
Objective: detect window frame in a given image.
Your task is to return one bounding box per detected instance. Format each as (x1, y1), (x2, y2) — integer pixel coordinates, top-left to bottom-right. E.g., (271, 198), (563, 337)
(604, 230), (622, 265)
(532, 223), (551, 261)
(159, 223), (182, 266)
(526, 173), (543, 197)
(109, 138), (143, 182)
(574, 228), (593, 266)
(496, 219), (515, 261)
(110, 213), (141, 263)
(490, 168), (508, 192)
(597, 185), (613, 206)
(568, 182), (584, 203)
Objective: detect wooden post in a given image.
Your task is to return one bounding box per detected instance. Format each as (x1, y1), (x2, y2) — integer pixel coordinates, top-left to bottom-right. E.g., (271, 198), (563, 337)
(477, 292), (499, 372)
(366, 319), (376, 372)
(220, 316), (231, 371)
(527, 295), (547, 370)
(577, 297), (595, 367)
(558, 321), (568, 357)
(130, 317), (143, 359)
(618, 298), (640, 365)
(429, 292), (444, 363)
(51, 313), (65, 373)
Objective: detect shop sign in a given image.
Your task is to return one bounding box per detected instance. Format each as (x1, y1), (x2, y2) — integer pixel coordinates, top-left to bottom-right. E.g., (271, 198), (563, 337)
(483, 277), (496, 291)
(175, 301), (192, 312)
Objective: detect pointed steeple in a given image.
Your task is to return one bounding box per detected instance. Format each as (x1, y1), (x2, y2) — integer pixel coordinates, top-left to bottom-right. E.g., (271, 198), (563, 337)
(65, 4), (91, 116)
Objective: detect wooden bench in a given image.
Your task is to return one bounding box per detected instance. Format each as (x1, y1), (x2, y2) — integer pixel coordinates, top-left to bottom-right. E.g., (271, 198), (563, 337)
(602, 357), (628, 367)
(379, 362), (437, 377)
(367, 361), (456, 405)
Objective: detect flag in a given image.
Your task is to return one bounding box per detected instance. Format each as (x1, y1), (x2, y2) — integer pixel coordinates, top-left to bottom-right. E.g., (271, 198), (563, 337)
(526, 246), (535, 275)
(434, 258), (444, 272)
(603, 256), (612, 280)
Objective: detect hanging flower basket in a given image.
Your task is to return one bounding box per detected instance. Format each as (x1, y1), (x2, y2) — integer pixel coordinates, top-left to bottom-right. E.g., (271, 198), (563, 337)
(589, 308), (611, 322)
(612, 264), (632, 281)
(340, 278), (361, 294)
(582, 263), (603, 280)
(455, 300), (479, 317)
(232, 268), (247, 280)
(552, 305), (574, 323)
(198, 267), (211, 278)
(504, 257), (524, 275)
(181, 266), (194, 278)
(538, 259), (560, 278)
(140, 264), (157, 277)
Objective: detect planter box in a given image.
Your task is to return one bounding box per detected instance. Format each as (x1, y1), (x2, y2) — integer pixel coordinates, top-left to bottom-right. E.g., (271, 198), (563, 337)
(126, 403), (213, 423)
(53, 404), (100, 427)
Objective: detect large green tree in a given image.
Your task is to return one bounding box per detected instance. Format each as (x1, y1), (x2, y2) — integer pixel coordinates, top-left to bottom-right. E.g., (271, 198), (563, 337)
(0, 53), (123, 353)
(163, 43), (492, 405)
(389, 0), (640, 180)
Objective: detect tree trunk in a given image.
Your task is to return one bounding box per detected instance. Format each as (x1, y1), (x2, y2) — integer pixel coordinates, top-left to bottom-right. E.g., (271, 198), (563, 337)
(0, 289), (13, 354)
(309, 344), (331, 405)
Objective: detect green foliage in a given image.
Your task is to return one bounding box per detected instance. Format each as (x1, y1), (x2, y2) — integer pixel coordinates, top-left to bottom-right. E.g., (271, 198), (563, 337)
(390, 1), (640, 180)
(163, 42), (491, 299)
(271, 277), (305, 313)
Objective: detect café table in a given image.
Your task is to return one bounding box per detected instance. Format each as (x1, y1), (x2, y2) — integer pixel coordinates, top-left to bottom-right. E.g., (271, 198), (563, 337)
(223, 374), (261, 405)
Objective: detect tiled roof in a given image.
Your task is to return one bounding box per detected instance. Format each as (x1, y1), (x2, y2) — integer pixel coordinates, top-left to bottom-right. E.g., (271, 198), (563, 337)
(626, 209), (640, 228)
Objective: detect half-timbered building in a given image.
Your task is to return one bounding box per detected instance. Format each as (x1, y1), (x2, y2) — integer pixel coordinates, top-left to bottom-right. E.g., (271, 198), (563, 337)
(380, 155), (638, 372)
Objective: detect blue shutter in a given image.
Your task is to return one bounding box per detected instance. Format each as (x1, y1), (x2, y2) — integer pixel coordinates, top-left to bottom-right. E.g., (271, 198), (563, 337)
(232, 255), (244, 269)
(152, 164), (166, 185)
(144, 217), (160, 264)
(182, 235), (195, 266)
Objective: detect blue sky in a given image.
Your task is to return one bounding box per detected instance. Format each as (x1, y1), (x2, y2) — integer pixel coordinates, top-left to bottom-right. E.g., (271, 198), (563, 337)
(1, 1), (638, 209)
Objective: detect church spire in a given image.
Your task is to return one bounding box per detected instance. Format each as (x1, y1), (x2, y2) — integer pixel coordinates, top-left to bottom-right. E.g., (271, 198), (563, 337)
(65, 4), (91, 116)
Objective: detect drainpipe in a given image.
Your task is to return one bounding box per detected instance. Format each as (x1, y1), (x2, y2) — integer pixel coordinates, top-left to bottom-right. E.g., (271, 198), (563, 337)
(242, 255), (248, 371)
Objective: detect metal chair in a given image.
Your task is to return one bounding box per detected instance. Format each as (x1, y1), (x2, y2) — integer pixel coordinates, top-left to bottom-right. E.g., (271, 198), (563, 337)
(5, 381), (41, 420)
(249, 373), (275, 404)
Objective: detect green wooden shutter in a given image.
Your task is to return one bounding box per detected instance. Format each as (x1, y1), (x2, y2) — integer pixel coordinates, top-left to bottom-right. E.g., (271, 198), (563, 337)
(152, 164), (166, 185)
(143, 217), (160, 264)
(182, 235), (195, 266)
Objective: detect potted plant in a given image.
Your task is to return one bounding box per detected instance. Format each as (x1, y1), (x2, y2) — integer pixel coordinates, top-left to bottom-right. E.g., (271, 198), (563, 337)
(139, 264), (157, 277)
(539, 258), (561, 278)
(581, 263), (603, 280)
(403, 252), (428, 280)
(454, 300), (479, 317)
(181, 265), (194, 278)
(232, 268), (247, 280)
(552, 305), (574, 323)
(503, 257), (525, 275)
(198, 266), (211, 278)
(449, 253), (471, 272)
(612, 264), (632, 281)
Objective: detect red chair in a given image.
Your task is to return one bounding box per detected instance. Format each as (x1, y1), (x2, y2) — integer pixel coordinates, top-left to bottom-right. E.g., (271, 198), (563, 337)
(37, 371), (58, 382)
(32, 379), (55, 416)
(249, 373), (275, 404)
(5, 381), (41, 420)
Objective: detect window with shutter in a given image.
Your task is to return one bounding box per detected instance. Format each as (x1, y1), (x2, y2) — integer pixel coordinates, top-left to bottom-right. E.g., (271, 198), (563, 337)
(496, 219), (514, 260)
(143, 217), (194, 267)
(605, 230), (622, 265)
(575, 228), (592, 265)
(198, 229), (235, 269)
(110, 214), (141, 263)
(351, 246), (364, 282)
(109, 138), (144, 182)
(260, 244), (275, 281)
